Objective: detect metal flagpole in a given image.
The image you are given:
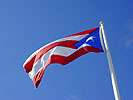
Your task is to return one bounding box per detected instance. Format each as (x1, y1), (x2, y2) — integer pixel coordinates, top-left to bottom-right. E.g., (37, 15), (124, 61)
(100, 21), (121, 100)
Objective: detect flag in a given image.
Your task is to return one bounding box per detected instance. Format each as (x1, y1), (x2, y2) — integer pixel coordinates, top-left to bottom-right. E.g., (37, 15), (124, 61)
(23, 27), (104, 88)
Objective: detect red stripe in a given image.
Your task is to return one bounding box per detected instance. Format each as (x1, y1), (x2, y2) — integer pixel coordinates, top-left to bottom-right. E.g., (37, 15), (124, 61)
(24, 40), (78, 73)
(66, 27), (99, 37)
(33, 46), (104, 88)
(50, 46), (103, 65)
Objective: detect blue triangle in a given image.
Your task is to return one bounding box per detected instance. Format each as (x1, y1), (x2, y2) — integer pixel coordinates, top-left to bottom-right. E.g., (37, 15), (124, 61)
(74, 28), (103, 51)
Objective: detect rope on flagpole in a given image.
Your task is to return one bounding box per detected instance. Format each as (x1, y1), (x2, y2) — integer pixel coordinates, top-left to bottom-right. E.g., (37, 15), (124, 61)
(100, 21), (121, 100)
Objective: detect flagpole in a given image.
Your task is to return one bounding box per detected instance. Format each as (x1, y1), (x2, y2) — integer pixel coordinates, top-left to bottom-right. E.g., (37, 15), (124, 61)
(100, 21), (121, 100)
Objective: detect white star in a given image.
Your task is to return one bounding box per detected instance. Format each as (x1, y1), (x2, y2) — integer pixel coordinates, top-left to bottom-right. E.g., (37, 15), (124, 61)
(86, 36), (96, 42)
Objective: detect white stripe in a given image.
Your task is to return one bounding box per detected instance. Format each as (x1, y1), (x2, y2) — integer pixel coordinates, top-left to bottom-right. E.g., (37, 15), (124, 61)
(28, 46), (76, 79)
(51, 46), (77, 56)
(28, 49), (53, 79)
(28, 44), (90, 80)
(23, 34), (88, 66)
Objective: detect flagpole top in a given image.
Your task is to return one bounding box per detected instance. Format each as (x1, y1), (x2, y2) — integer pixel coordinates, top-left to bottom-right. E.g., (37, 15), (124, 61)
(99, 21), (104, 25)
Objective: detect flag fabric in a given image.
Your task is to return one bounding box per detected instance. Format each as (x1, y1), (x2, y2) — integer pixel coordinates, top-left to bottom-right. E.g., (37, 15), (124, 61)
(23, 27), (104, 88)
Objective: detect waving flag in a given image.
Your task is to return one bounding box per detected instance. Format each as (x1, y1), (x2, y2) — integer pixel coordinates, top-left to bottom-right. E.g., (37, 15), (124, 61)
(23, 27), (104, 88)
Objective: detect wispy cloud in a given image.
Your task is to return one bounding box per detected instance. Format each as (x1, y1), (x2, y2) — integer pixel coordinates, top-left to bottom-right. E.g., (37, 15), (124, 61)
(125, 38), (133, 47)
(66, 94), (87, 100)
(125, 19), (133, 47)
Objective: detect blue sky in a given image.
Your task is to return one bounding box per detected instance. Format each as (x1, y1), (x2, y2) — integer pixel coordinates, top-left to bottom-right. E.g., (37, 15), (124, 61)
(0, 0), (133, 100)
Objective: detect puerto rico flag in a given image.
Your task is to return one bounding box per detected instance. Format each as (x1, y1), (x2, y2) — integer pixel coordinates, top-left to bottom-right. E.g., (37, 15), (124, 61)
(23, 27), (104, 88)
